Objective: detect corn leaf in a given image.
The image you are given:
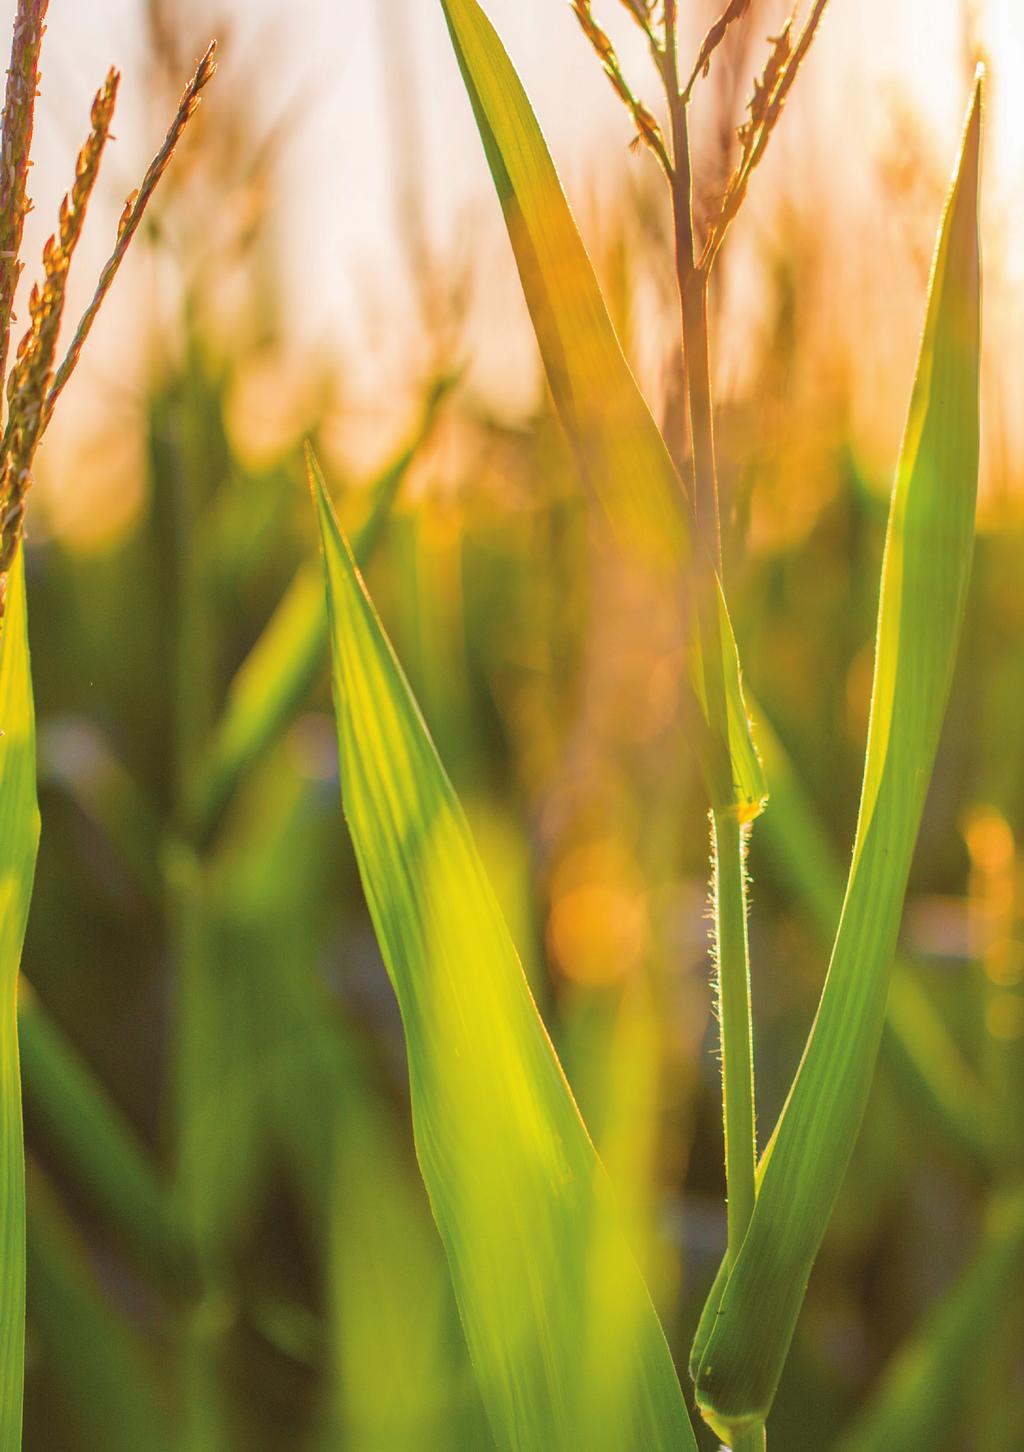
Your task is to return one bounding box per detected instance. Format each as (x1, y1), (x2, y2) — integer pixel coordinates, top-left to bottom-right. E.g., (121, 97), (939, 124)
(835, 1189), (1024, 1452)
(311, 451), (697, 1452)
(749, 702), (992, 1169)
(438, 0), (764, 820)
(37, 718), (163, 907)
(0, 549), (40, 1449)
(190, 385), (446, 843)
(324, 1063), (492, 1452)
(190, 563), (324, 837)
(26, 1166), (173, 1452)
(692, 77), (983, 1426)
(18, 987), (191, 1292)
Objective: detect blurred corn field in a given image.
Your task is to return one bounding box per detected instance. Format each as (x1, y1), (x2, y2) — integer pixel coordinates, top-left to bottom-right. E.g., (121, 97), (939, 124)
(6, 0), (1023, 1449)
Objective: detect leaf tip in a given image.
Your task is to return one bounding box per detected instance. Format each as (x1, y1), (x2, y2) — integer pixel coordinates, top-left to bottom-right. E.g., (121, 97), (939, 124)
(961, 64), (984, 187)
(305, 441), (336, 536)
(305, 444), (365, 607)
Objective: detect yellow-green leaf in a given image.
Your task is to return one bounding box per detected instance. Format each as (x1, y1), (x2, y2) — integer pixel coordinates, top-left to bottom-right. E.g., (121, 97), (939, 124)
(26, 1166), (173, 1452)
(749, 700), (993, 1169)
(0, 548), (40, 1448)
(311, 450), (697, 1452)
(692, 76), (983, 1427)
(439, 0), (764, 820)
(18, 987), (191, 1292)
(190, 389), (445, 843)
(835, 1189), (1024, 1452)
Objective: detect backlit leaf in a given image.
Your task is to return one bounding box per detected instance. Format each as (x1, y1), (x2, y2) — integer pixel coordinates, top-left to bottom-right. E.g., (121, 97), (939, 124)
(311, 450), (697, 1452)
(835, 1189), (1024, 1452)
(439, 0), (764, 820)
(692, 76), (983, 1428)
(0, 549), (40, 1448)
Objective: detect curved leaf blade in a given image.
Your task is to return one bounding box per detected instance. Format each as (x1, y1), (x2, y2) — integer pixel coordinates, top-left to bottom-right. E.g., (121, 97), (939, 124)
(748, 700), (992, 1169)
(18, 988), (191, 1292)
(835, 1189), (1024, 1452)
(190, 387), (446, 842)
(26, 1166), (173, 1452)
(310, 450), (696, 1452)
(439, 0), (764, 820)
(693, 75), (984, 1426)
(0, 549), (40, 1448)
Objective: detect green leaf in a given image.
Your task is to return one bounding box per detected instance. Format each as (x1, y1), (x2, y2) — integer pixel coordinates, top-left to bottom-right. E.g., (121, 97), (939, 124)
(190, 383), (447, 843)
(835, 1189), (1024, 1452)
(692, 76), (983, 1427)
(26, 1166), (173, 1452)
(438, 0), (764, 821)
(18, 988), (192, 1293)
(37, 719), (163, 907)
(323, 1046), (492, 1452)
(311, 450), (697, 1452)
(190, 562), (324, 836)
(0, 549), (40, 1449)
(750, 701), (992, 1170)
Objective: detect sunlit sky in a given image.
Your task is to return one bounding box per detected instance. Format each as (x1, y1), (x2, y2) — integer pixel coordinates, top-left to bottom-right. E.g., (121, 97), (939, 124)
(12, 0), (1024, 522)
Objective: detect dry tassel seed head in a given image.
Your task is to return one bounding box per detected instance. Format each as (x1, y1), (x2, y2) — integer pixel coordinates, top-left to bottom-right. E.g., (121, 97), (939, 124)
(701, 2), (829, 271)
(682, 0), (753, 101)
(41, 40), (217, 435)
(0, 40), (216, 613)
(570, 2), (671, 171)
(0, 0), (49, 391)
(617, 0), (658, 44)
(0, 68), (119, 589)
(570, 1), (616, 65)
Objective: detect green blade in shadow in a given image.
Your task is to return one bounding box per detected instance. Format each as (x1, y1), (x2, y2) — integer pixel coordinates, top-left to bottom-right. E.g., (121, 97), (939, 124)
(18, 987), (192, 1294)
(834, 1189), (1024, 1452)
(693, 75), (983, 1427)
(190, 383), (447, 843)
(439, 0), (764, 821)
(310, 450), (696, 1452)
(26, 1166), (173, 1452)
(0, 549), (40, 1450)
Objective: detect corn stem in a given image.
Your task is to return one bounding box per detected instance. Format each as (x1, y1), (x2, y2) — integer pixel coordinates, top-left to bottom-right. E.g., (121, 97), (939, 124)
(661, 0), (757, 1235)
(658, 7), (720, 563)
(660, 20), (761, 1444)
(712, 812), (756, 1262)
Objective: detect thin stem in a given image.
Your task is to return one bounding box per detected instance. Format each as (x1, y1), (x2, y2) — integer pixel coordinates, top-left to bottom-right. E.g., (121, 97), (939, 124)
(660, 8), (758, 1350)
(713, 813), (760, 1452)
(662, 15), (756, 1253)
(712, 810), (756, 1263)
(680, 268), (721, 567)
(39, 41), (217, 438)
(658, 22), (722, 568)
(663, 0), (677, 51)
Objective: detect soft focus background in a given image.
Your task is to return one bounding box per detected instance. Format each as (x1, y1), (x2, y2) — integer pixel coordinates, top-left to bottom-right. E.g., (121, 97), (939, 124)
(14, 0), (1024, 1447)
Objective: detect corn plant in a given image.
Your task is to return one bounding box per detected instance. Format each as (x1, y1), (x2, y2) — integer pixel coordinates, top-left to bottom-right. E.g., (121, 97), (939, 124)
(0, 4), (215, 1443)
(311, 2), (984, 1448)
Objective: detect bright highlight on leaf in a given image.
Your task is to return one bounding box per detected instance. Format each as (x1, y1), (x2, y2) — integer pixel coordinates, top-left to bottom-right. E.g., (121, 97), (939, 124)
(750, 698), (994, 1172)
(439, 0), (765, 822)
(0, 549), (40, 1447)
(310, 449), (697, 1452)
(692, 73), (984, 1429)
(26, 1168), (173, 1452)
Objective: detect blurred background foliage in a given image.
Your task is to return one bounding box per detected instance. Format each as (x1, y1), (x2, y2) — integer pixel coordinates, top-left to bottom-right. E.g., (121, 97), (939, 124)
(14, 0), (1024, 1447)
